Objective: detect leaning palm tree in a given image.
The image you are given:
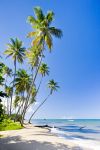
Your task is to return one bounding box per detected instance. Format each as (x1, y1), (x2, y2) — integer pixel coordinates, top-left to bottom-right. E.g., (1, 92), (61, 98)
(26, 7), (62, 114)
(26, 45), (42, 79)
(14, 69), (32, 124)
(28, 79), (59, 123)
(27, 7), (62, 84)
(4, 38), (26, 114)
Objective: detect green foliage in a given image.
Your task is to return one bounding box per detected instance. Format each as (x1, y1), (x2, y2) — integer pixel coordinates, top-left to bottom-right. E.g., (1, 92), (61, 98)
(14, 69), (31, 93)
(0, 91), (8, 121)
(10, 114), (22, 122)
(0, 118), (23, 131)
(4, 38), (26, 63)
(0, 62), (5, 85)
(48, 79), (59, 94)
(39, 63), (49, 76)
(27, 6), (62, 50)
(0, 6), (62, 124)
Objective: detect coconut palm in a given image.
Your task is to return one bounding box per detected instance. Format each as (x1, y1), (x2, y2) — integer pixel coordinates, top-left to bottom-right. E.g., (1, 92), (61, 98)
(26, 7), (62, 110)
(39, 63), (49, 77)
(4, 38), (26, 114)
(48, 79), (59, 94)
(4, 38), (26, 73)
(14, 69), (33, 123)
(28, 79), (59, 123)
(27, 7), (62, 50)
(27, 6), (62, 81)
(14, 69), (31, 94)
(26, 45), (42, 79)
(26, 45), (42, 68)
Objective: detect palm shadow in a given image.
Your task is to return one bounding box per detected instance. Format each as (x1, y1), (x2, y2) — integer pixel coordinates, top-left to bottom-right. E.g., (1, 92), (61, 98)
(0, 135), (84, 150)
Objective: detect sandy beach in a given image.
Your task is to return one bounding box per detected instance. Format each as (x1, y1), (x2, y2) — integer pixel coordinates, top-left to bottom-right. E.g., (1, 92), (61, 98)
(0, 123), (94, 150)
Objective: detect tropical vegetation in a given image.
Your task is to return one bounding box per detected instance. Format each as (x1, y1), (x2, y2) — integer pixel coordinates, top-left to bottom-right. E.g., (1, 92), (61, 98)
(0, 6), (62, 129)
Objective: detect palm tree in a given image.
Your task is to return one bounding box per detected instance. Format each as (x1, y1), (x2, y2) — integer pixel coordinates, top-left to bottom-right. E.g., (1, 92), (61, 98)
(26, 45), (42, 67)
(28, 79), (59, 123)
(48, 79), (59, 94)
(14, 69), (31, 94)
(14, 69), (32, 124)
(39, 63), (49, 76)
(27, 7), (62, 50)
(26, 45), (42, 79)
(4, 38), (26, 114)
(27, 7), (62, 82)
(26, 7), (62, 115)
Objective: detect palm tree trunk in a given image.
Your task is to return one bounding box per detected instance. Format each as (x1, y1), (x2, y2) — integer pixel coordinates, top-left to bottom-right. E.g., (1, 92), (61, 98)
(14, 92), (24, 122)
(26, 77), (43, 111)
(20, 45), (44, 125)
(31, 67), (34, 80)
(28, 93), (51, 123)
(14, 103), (22, 122)
(10, 58), (16, 115)
(36, 76), (43, 94)
(21, 54), (43, 124)
(26, 76), (43, 109)
(33, 56), (43, 84)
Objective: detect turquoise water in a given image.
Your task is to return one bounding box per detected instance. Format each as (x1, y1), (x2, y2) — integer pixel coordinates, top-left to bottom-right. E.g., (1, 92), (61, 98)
(31, 119), (100, 141)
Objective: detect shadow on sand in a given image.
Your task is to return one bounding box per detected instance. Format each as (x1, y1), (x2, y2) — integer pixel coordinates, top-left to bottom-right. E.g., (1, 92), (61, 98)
(0, 135), (84, 150)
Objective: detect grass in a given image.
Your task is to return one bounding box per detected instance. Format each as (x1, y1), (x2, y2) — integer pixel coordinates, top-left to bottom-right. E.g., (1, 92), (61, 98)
(0, 118), (23, 131)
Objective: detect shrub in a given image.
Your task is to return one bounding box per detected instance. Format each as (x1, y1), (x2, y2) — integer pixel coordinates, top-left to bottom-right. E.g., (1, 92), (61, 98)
(0, 118), (23, 131)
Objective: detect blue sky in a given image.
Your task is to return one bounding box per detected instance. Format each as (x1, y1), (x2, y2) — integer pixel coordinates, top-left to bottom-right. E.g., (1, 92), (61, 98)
(0, 0), (100, 119)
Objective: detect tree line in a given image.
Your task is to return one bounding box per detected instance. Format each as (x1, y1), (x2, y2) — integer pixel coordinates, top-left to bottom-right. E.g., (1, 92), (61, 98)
(0, 7), (62, 126)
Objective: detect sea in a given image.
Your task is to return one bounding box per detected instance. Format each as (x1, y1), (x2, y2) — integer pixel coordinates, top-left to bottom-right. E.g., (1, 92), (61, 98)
(31, 119), (100, 150)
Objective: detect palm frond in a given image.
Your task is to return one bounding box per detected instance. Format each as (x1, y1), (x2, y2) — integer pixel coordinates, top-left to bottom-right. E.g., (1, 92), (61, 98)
(46, 11), (54, 25)
(27, 16), (38, 25)
(49, 27), (63, 38)
(27, 31), (37, 38)
(34, 7), (44, 21)
(45, 33), (53, 50)
(32, 36), (42, 46)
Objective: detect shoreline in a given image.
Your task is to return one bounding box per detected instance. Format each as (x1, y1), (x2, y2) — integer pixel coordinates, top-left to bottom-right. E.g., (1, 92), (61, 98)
(0, 123), (94, 150)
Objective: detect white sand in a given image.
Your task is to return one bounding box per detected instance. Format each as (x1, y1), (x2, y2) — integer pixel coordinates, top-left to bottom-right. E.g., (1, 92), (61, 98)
(0, 124), (96, 150)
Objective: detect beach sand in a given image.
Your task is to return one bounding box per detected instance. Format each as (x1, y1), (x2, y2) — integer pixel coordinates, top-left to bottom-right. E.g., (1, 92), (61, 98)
(0, 124), (94, 150)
